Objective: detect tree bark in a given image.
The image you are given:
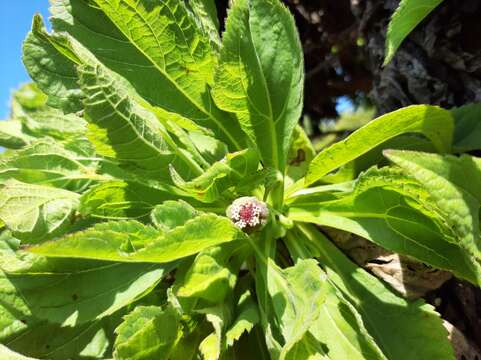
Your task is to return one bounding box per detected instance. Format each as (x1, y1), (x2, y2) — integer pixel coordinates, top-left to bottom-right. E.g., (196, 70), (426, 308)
(352, 0), (481, 114)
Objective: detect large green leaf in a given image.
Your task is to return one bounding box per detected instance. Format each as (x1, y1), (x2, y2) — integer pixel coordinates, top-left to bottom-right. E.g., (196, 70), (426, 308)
(289, 167), (481, 285)
(29, 215), (245, 263)
(384, 0), (445, 65)
(0, 139), (98, 192)
(113, 306), (181, 360)
(385, 150), (481, 261)
(294, 224), (455, 360)
(47, 0), (244, 150)
(212, 0), (303, 171)
(305, 105), (453, 185)
(0, 180), (79, 243)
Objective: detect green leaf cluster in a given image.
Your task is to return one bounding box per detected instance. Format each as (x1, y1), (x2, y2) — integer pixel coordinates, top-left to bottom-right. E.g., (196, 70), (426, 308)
(0, 0), (479, 358)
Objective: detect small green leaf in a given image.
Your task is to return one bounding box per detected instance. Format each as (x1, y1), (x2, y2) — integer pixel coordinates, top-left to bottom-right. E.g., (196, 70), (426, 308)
(287, 125), (316, 181)
(114, 306), (181, 360)
(172, 149), (260, 203)
(0, 180), (79, 243)
(384, 0), (444, 65)
(29, 215), (245, 263)
(306, 105), (453, 185)
(226, 291), (260, 347)
(176, 244), (241, 303)
(198, 302), (234, 360)
(151, 200), (198, 231)
(212, 0), (304, 170)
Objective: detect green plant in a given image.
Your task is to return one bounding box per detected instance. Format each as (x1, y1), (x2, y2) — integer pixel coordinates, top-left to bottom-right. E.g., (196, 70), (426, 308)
(384, 0), (445, 65)
(0, 0), (480, 359)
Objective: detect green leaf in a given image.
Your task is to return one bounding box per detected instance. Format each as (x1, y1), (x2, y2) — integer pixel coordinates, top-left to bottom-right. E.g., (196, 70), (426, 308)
(287, 125), (316, 182)
(79, 63), (199, 181)
(0, 139), (98, 192)
(151, 200), (198, 231)
(309, 282), (387, 360)
(49, 0), (243, 150)
(170, 316), (211, 360)
(212, 0), (304, 170)
(267, 259), (327, 359)
(12, 99), (87, 141)
(283, 332), (329, 360)
(79, 181), (186, 220)
(385, 151), (481, 263)
(0, 120), (33, 149)
(295, 224), (455, 360)
(198, 302), (234, 360)
(114, 306), (181, 360)
(0, 180), (79, 243)
(384, 0), (444, 65)
(305, 105), (453, 185)
(0, 259), (166, 326)
(5, 317), (119, 360)
(11, 83), (47, 110)
(289, 167), (481, 286)
(451, 102), (481, 152)
(172, 149), (260, 203)
(29, 214), (245, 263)
(176, 244), (242, 303)
(22, 15), (84, 112)
(225, 291), (260, 347)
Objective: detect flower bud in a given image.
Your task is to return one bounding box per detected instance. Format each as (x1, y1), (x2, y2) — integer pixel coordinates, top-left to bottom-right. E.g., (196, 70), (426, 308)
(226, 196), (269, 232)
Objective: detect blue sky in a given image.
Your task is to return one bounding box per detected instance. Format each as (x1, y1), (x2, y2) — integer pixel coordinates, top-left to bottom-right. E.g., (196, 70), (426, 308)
(0, 1), (50, 118)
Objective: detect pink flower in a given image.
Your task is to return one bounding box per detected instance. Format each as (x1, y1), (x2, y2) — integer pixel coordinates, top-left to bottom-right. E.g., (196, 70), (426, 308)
(226, 197), (269, 232)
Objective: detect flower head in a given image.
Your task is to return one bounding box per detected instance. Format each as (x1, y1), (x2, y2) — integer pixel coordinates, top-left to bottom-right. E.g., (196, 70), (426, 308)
(227, 196), (269, 232)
